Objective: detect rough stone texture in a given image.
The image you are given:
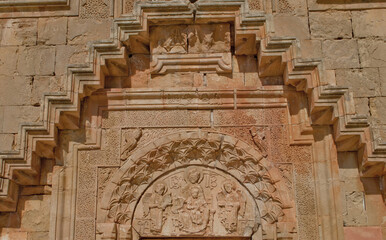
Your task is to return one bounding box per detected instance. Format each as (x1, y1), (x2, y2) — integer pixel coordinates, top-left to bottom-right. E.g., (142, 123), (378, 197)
(0, 1), (385, 240)
(37, 17), (67, 45)
(17, 46), (56, 75)
(2, 106), (40, 133)
(358, 39), (386, 68)
(344, 227), (383, 240)
(352, 10), (386, 38)
(335, 68), (380, 97)
(354, 98), (370, 115)
(0, 47), (18, 76)
(0, 19), (37, 46)
(322, 39), (360, 69)
(67, 18), (112, 45)
(309, 11), (352, 39)
(273, 16), (310, 39)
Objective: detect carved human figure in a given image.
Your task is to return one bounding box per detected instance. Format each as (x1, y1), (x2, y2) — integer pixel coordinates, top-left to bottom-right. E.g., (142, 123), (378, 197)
(142, 182), (172, 233)
(172, 168), (210, 234)
(216, 180), (246, 234)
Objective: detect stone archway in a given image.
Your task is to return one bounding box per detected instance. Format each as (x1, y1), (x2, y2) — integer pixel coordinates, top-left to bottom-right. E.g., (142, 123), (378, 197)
(98, 131), (296, 240)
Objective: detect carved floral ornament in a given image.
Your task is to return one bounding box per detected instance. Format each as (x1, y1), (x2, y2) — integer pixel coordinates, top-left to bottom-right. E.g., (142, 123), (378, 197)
(99, 131), (296, 240)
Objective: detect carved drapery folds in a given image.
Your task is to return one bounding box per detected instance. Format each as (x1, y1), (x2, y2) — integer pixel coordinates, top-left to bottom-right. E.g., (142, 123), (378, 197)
(100, 131), (296, 240)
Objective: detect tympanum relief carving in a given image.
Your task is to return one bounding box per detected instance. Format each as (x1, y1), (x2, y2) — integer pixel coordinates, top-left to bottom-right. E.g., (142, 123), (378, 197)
(133, 167), (258, 237)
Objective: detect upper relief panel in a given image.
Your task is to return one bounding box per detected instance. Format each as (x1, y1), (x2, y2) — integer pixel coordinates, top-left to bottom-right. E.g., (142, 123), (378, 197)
(149, 24), (232, 75)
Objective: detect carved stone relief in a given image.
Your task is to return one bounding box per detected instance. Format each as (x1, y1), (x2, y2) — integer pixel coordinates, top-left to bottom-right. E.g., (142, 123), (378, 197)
(100, 131), (296, 240)
(132, 167), (259, 237)
(150, 24), (232, 74)
(120, 128), (142, 160)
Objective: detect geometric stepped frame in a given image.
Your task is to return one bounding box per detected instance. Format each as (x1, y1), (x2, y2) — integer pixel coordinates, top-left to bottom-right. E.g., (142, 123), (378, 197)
(0, 0), (384, 233)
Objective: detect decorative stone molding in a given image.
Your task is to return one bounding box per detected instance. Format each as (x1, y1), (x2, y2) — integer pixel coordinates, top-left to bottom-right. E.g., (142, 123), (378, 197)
(0, 0), (79, 18)
(99, 131), (296, 240)
(0, 0), (384, 214)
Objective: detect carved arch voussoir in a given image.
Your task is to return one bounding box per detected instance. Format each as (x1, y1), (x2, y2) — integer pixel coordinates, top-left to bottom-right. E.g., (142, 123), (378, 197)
(99, 131), (295, 239)
(0, 0), (384, 212)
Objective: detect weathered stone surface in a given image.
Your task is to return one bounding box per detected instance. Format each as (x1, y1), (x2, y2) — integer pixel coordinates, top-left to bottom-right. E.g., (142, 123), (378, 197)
(67, 18), (112, 45)
(0, 19), (37, 46)
(38, 17), (67, 45)
(0, 47), (18, 76)
(17, 46), (56, 75)
(55, 45), (88, 76)
(273, 16), (310, 39)
(354, 98), (369, 116)
(31, 76), (64, 105)
(370, 97), (386, 125)
(335, 68), (380, 97)
(20, 195), (51, 232)
(344, 227), (382, 240)
(28, 231), (49, 240)
(299, 40), (322, 59)
(380, 67), (386, 96)
(0, 133), (13, 151)
(358, 39), (386, 68)
(2, 106), (40, 133)
(0, 231), (28, 240)
(352, 10), (386, 38)
(309, 11), (352, 39)
(322, 39), (360, 69)
(0, 76), (33, 106)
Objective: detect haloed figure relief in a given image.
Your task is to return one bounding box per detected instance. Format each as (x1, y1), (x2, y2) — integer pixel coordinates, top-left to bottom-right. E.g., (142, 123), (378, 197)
(133, 166), (259, 237)
(172, 168), (211, 234)
(142, 182), (172, 233)
(217, 180), (246, 233)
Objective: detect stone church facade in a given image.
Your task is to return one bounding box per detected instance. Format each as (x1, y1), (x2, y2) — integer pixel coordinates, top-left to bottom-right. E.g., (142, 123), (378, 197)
(0, 0), (385, 239)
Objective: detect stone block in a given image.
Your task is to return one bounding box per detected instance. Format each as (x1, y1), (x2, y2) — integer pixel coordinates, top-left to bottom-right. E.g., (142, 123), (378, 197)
(358, 39), (386, 68)
(0, 19), (37, 46)
(55, 45), (88, 76)
(354, 98), (369, 115)
(20, 195), (51, 232)
(370, 97), (386, 125)
(380, 68), (386, 96)
(0, 133), (13, 151)
(3, 106), (40, 133)
(344, 227), (382, 240)
(352, 10), (386, 38)
(299, 40), (322, 59)
(309, 11), (352, 39)
(0, 76), (33, 106)
(335, 68), (380, 97)
(0, 47), (18, 76)
(67, 18), (112, 45)
(0, 231), (28, 240)
(28, 232), (49, 240)
(17, 46), (55, 75)
(31, 76), (64, 105)
(273, 16), (310, 39)
(322, 39), (360, 69)
(342, 191), (367, 225)
(38, 17), (67, 45)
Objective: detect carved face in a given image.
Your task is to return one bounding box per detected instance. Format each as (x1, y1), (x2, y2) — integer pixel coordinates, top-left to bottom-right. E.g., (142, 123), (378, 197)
(224, 182), (233, 193)
(154, 183), (166, 195)
(188, 169), (200, 184)
(191, 187), (200, 199)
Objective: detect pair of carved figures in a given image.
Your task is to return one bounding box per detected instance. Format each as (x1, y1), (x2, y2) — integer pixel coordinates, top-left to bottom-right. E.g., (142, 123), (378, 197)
(151, 24), (231, 55)
(141, 168), (246, 236)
